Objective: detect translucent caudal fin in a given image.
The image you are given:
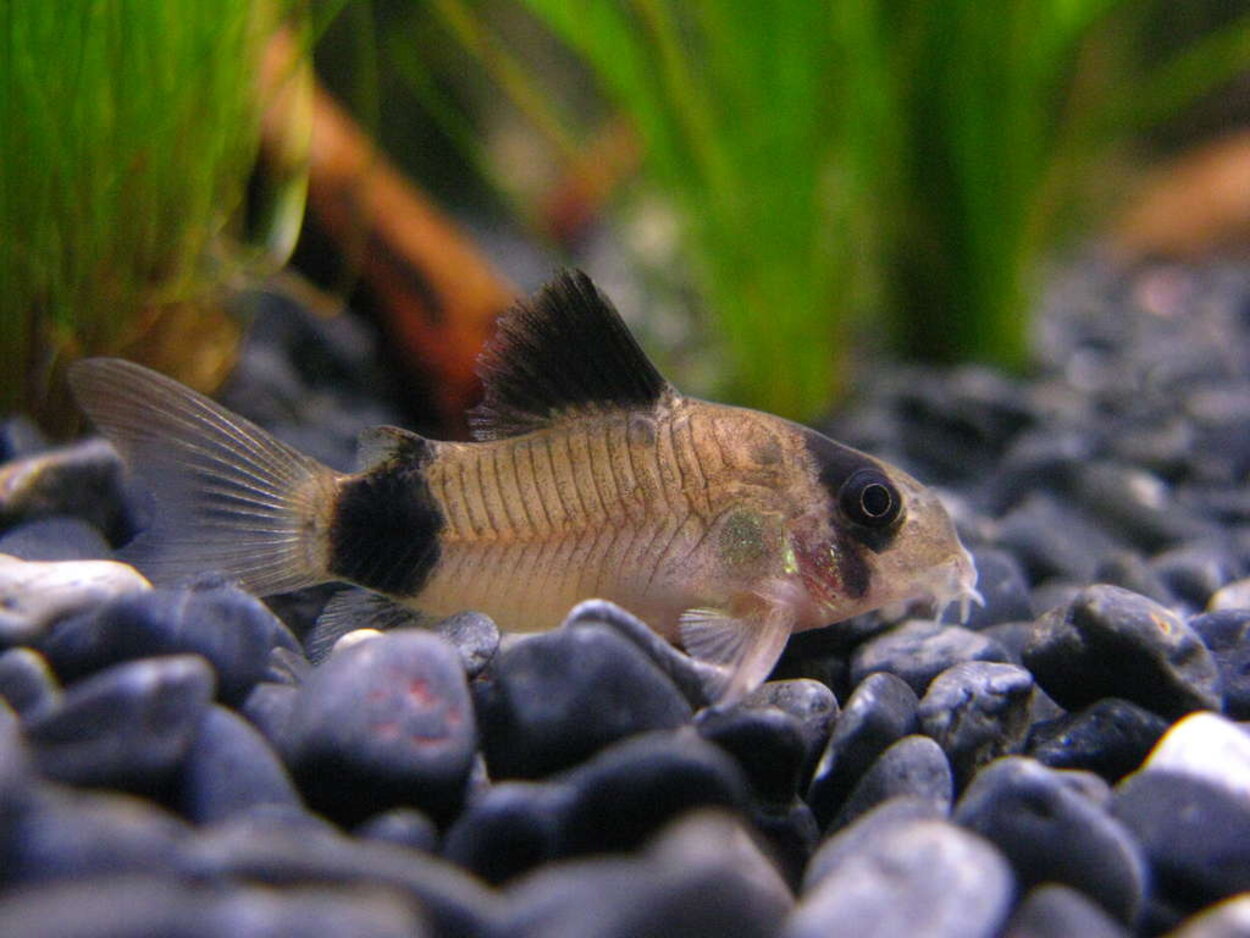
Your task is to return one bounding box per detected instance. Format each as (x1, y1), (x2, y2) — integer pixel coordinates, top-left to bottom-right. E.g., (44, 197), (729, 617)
(69, 358), (338, 595)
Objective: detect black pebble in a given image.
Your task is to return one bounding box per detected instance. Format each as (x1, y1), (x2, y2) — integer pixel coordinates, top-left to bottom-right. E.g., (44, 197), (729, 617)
(434, 610), (500, 678)
(1006, 884), (1133, 938)
(807, 672), (918, 830)
(178, 704), (302, 824)
(4, 786), (191, 885)
(995, 491), (1125, 584)
(1022, 584), (1222, 718)
(744, 679), (839, 783)
(1150, 542), (1241, 609)
(286, 629), (477, 825)
(850, 619), (1012, 695)
(696, 704), (808, 807)
(239, 681), (301, 761)
(959, 547), (1034, 628)
(831, 735), (952, 831)
(442, 781), (570, 884)
(556, 730), (749, 857)
(1111, 769), (1250, 914)
(1094, 550), (1177, 607)
(0, 517), (113, 561)
(954, 756), (1148, 924)
(1027, 698), (1171, 782)
(477, 623), (692, 780)
(24, 655), (214, 795)
(1189, 610), (1250, 719)
(0, 647), (60, 719)
(355, 807), (439, 854)
(40, 580), (302, 706)
(918, 661), (1035, 787)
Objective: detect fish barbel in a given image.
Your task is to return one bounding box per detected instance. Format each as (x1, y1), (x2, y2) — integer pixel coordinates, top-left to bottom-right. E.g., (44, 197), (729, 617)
(70, 271), (980, 701)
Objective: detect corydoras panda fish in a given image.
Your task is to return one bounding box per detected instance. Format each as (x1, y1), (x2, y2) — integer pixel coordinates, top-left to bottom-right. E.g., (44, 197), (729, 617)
(69, 270), (980, 702)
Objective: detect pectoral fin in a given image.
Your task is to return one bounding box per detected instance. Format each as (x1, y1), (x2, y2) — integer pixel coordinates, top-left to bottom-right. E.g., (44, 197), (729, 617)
(306, 587), (429, 662)
(679, 603), (793, 705)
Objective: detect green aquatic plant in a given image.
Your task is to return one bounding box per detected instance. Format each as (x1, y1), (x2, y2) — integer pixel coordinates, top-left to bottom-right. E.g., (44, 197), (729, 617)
(0, 0), (309, 430)
(411, 0), (1250, 421)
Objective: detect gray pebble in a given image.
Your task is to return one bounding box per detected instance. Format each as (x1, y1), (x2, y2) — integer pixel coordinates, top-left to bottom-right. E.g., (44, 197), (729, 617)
(918, 662), (1035, 786)
(807, 672), (918, 829)
(850, 619), (1012, 695)
(0, 647), (60, 719)
(786, 818), (1014, 938)
(955, 756), (1148, 924)
(433, 610), (500, 678)
(1006, 884), (1133, 938)
(24, 655), (214, 794)
(355, 807), (439, 855)
(1022, 584), (1222, 717)
(803, 796), (948, 893)
(831, 735), (952, 831)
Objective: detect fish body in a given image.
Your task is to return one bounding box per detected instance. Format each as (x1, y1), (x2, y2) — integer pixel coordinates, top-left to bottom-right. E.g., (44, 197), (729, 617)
(70, 271), (979, 701)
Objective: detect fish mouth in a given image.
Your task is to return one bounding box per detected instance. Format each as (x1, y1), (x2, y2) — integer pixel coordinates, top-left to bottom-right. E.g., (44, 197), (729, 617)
(926, 546), (984, 624)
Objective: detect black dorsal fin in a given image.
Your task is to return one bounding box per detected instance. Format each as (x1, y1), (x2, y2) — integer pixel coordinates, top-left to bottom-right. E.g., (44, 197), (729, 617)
(467, 270), (676, 441)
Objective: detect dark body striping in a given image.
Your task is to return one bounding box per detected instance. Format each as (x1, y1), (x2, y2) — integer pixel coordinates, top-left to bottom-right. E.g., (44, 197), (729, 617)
(329, 441), (444, 596)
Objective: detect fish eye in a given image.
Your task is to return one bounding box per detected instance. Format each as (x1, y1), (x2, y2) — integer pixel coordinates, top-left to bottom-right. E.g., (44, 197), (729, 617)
(838, 469), (902, 528)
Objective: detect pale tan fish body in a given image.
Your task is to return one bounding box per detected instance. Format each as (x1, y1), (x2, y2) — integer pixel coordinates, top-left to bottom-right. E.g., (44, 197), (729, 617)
(70, 271), (980, 701)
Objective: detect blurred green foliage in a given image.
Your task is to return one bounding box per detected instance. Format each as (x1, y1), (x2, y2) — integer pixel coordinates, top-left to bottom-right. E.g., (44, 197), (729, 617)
(405, 0), (1250, 421)
(0, 0), (307, 426)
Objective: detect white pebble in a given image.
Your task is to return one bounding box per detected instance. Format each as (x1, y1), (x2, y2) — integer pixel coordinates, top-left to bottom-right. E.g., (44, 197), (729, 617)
(1141, 711), (1250, 804)
(0, 553), (150, 638)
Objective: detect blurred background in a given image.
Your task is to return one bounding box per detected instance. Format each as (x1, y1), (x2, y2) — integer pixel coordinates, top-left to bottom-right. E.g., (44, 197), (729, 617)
(2, 0), (1248, 438)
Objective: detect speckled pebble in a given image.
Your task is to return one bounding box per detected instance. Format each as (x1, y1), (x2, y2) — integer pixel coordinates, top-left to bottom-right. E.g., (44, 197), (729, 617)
(831, 734), (952, 831)
(286, 629), (477, 825)
(433, 610), (500, 678)
(918, 661), (1036, 786)
(1188, 610), (1250, 719)
(1027, 698), (1171, 782)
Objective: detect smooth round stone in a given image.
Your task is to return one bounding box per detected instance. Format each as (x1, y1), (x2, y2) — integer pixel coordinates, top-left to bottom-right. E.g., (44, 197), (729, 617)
(179, 704), (302, 824)
(1111, 769), (1250, 911)
(5, 787), (191, 884)
(477, 622), (692, 780)
(743, 679), (840, 778)
(0, 516), (113, 561)
(239, 681), (301, 761)
(0, 553), (150, 648)
(1071, 461), (1208, 553)
(355, 807), (439, 854)
(1208, 577), (1250, 612)
(1006, 884), (1133, 938)
(442, 781), (570, 885)
(559, 599), (711, 707)
(849, 619), (1012, 695)
(807, 672), (919, 829)
(1167, 894), (1250, 938)
(0, 439), (128, 538)
(918, 662), (1035, 787)
(954, 757), (1148, 924)
(556, 730), (749, 857)
(1141, 711), (1250, 803)
(785, 818), (1014, 938)
(0, 647), (60, 719)
(433, 610), (500, 678)
(1027, 698), (1171, 782)
(24, 654), (214, 794)
(960, 547), (1035, 629)
(1189, 610), (1250, 718)
(286, 629), (476, 825)
(0, 699), (31, 813)
(499, 811), (791, 938)
(1022, 584), (1222, 718)
(696, 704), (808, 807)
(1151, 543), (1241, 609)
(994, 491), (1125, 583)
(803, 796), (948, 893)
(183, 809), (499, 936)
(831, 735), (952, 831)
(41, 579), (301, 706)
(1094, 550), (1178, 607)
